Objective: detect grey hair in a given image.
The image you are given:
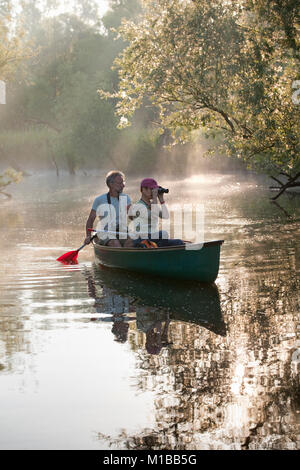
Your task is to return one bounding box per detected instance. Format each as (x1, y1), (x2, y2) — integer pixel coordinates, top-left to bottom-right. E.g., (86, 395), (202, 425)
(105, 170), (125, 187)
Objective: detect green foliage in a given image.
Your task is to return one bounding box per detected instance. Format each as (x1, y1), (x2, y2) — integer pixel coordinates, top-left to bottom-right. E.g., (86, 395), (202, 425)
(0, 1), (32, 81)
(0, 167), (23, 198)
(1, 7), (119, 170)
(0, 128), (55, 168)
(0, 0), (158, 174)
(103, 0), (142, 31)
(0, 167), (22, 187)
(102, 0), (300, 179)
(119, 127), (161, 174)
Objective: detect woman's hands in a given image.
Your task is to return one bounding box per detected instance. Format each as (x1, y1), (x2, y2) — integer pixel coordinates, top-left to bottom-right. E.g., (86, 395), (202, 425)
(152, 188), (165, 204)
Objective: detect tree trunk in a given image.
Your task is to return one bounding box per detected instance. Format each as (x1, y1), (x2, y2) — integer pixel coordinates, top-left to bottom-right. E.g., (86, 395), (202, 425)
(0, 190), (12, 199)
(66, 154), (76, 175)
(51, 155), (59, 177)
(270, 172), (300, 200)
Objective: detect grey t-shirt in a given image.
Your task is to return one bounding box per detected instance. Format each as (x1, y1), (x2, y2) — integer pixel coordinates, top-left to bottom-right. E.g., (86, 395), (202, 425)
(129, 198), (163, 234)
(92, 193), (131, 226)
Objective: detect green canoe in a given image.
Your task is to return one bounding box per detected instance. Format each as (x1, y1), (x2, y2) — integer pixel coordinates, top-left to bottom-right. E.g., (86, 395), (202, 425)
(93, 240), (224, 283)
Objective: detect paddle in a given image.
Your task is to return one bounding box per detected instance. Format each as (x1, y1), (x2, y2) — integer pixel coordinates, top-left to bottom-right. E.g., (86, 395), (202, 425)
(56, 228), (129, 264)
(56, 227), (128, 264)
(56, 234), (97, 264)
(88, 228), (133, 237)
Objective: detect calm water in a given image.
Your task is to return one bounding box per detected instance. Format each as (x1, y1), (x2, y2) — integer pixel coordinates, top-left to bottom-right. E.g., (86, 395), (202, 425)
(0, 172), (299, 450)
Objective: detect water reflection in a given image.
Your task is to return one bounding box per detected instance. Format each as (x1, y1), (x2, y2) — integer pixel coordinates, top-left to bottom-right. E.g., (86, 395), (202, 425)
(271, 200), (293, 219)
(83, 265), (225, 355)
(85, 245), (299, 449)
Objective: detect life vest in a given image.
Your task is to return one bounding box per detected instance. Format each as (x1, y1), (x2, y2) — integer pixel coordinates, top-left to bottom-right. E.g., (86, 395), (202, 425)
(139, 240), (158, 249)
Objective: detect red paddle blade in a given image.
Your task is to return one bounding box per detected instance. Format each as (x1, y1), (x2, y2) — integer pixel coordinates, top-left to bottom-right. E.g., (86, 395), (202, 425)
(56, 250), (79, 264)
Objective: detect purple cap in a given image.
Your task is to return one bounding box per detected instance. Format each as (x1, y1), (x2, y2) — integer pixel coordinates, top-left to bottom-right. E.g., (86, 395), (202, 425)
(140, 178), (159, 189)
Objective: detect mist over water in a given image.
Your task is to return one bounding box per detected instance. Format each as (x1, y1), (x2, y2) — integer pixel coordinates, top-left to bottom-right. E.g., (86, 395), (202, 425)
(0, 172), (299, 449)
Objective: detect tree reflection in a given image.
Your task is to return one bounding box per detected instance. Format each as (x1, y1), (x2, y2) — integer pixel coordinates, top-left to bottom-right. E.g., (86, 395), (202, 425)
(89, 241), (299, 449)
(83, 265), (230, 448)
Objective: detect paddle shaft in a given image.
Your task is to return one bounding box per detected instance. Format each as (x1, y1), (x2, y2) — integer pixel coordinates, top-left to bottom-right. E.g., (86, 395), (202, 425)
(81, 233), (98, 250)
(88, 229), (190, 244)
(88, 228), (155, 238)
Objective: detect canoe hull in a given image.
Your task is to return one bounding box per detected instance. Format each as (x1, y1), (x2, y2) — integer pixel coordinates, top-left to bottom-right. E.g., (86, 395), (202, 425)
(93, 240), (223, 283)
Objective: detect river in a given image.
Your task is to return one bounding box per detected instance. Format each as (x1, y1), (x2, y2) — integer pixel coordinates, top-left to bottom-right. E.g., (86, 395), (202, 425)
(0, 172), (299, 450)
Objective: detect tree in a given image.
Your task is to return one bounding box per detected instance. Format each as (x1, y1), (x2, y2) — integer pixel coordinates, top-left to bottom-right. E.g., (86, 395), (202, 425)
(100, 0), (300, 197)
(1, 9), (122, 173)
(0, 167), (22, 198)
(0, 1), (32, 194)
(0, 1), (31, 80)
(2, 0), (200, 175)
(102, 0), (142, 31)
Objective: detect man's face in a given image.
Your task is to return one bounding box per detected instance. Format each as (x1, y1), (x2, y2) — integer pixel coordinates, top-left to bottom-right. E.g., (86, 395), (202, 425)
(110, 175), (125, 193)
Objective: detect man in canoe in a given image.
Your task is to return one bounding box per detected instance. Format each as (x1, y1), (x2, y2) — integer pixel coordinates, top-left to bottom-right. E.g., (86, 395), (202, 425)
(129, 178), (184, 247)
(84, 170), (134, 247)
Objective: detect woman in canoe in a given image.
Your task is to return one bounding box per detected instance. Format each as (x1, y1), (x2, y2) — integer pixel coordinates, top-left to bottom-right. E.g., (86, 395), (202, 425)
(129, 178), (184, 247)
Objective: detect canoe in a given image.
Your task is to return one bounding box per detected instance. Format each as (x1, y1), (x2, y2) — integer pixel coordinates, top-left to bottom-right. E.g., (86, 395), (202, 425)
(93, 239), (224, 283)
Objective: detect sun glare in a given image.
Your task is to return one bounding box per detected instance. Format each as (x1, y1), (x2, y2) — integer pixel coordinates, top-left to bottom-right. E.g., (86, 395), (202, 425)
(43, 0), (110, 17)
